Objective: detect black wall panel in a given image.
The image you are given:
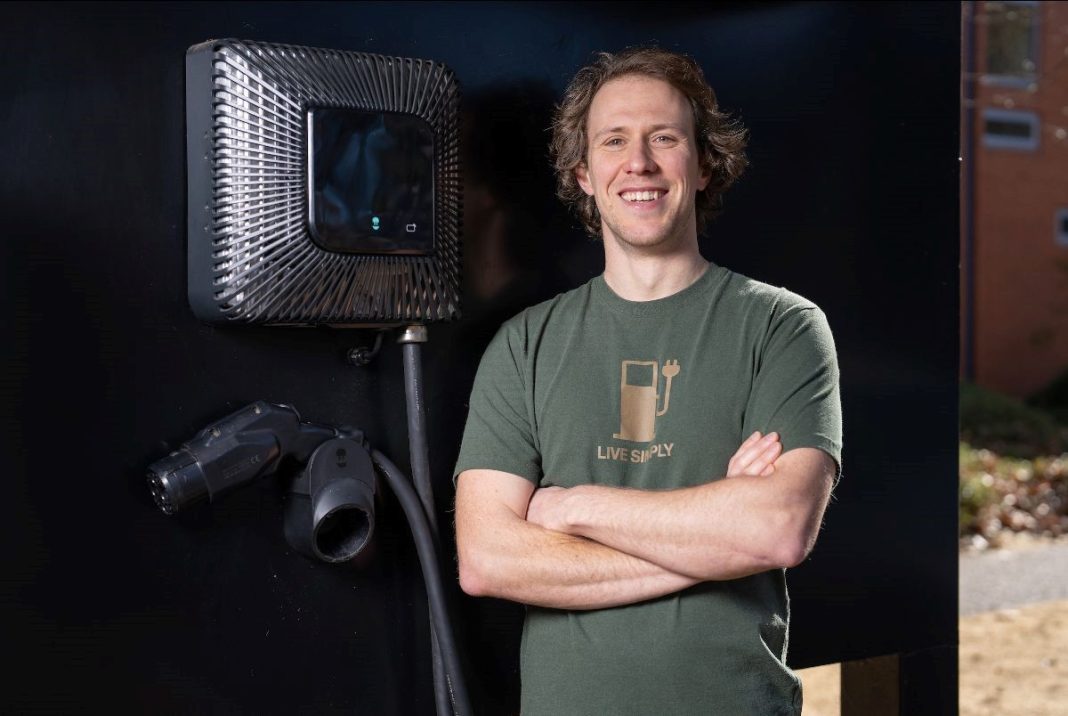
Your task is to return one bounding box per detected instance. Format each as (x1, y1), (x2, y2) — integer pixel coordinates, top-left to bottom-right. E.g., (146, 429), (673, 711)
(2, 2), (959, 713)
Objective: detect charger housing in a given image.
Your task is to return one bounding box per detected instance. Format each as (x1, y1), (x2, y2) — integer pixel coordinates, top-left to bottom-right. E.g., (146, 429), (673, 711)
(186, 39), (462, 326)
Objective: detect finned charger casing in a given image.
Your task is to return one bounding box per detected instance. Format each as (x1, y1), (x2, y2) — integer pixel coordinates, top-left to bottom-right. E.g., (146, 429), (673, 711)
(186, 39), (462, 326)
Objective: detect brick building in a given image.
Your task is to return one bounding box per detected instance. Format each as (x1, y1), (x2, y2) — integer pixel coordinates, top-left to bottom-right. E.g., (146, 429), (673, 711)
(962, 0), (1068, 398)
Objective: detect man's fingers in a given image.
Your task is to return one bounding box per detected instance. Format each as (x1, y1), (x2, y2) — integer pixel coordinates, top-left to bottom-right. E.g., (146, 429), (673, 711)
(738, 432), (778, 465)
(753, 440), (782, 475)
(728, 432), (780, 476)
(727, 431), (761, 473)
(742, 439), (781, 477)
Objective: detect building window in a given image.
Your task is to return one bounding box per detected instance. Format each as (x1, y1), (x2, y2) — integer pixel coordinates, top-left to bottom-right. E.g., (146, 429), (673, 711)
(984, 1), (1039, 86)
(1056, 209), (1068, 248)
(982, 108), (1039, 150)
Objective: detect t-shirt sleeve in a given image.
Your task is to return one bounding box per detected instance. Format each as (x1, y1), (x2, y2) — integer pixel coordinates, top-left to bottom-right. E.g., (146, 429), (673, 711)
(453, 321), (543, 484)
(742, 301), (843, 480)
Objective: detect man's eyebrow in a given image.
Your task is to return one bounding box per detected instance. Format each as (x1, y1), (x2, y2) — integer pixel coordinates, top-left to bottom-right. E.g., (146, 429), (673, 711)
(591, 123), (687, 141)
(592, 126), (626, 141)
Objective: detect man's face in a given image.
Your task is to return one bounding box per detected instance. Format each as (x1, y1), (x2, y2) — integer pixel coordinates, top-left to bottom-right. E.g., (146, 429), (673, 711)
(575, 74), (710, 251)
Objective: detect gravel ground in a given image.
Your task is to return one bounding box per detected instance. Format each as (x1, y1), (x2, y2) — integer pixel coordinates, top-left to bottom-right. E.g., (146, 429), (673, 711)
(959, 540), (1068, 615)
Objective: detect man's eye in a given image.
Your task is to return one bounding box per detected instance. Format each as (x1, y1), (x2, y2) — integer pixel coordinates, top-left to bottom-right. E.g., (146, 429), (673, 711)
(604, 137), (624, 147)
(653, 135), (678, 144)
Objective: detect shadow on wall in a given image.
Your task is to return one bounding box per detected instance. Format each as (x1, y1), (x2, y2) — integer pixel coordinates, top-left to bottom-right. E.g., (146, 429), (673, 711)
(461, 78), (579, 331)
(435, 77), (583, 397)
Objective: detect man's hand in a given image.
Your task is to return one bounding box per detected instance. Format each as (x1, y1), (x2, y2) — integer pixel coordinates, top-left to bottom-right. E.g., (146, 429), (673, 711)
(526, 485), (569, 532)
(527, 431), (783, 532)
(726, 431), (782, 477)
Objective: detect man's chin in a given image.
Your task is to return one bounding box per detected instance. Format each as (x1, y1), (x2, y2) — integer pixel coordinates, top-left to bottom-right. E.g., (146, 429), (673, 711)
(605, 227), (682, 252)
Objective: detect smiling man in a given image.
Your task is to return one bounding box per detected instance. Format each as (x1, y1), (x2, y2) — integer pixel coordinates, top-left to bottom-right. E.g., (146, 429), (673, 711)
(454, 48), (842, 715)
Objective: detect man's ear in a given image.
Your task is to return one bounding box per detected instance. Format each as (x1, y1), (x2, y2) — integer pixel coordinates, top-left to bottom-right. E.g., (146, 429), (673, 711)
(697, 162), (712, 192)
(575, 162), (594, 196)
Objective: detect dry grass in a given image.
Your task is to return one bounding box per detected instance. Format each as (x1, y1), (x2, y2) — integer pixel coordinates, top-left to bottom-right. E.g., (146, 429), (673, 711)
(958, 600), (1068, 716)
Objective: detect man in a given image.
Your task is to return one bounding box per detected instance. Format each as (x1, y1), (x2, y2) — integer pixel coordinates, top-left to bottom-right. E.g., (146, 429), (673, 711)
(454, 47), (842, 715)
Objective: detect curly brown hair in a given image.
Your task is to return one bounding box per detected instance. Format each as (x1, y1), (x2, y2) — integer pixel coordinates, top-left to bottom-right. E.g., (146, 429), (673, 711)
(550, 47), (749, 237)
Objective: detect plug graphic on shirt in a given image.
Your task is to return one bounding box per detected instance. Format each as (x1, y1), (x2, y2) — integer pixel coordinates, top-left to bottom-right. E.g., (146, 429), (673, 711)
(613, 359), (681, 442)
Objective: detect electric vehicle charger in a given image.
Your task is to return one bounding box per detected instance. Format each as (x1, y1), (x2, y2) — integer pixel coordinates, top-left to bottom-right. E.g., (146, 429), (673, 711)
(161, 37), (468, 715)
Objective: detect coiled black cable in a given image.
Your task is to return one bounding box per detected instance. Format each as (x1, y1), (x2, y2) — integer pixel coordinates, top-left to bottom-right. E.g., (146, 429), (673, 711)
(370, 449), (471, 716)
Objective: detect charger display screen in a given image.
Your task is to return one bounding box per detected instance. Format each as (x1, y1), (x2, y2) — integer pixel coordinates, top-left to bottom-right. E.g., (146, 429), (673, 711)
(307, 108), (435, 255)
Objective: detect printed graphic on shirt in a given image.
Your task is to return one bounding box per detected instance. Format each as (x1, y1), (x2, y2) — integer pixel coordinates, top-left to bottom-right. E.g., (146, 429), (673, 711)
(612, 359), (680, 442)
(596, 442), (675, 464)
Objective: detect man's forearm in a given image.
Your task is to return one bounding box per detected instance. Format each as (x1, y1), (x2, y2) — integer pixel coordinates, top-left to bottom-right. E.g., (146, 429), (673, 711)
(529, 449), (835, 580)
(457, 501), (698, 610)
(552, 477), (789, 580)
(459, 516), (700, 609)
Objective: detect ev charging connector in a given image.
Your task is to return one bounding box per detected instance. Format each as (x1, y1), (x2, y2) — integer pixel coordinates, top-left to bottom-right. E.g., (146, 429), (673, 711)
(146, 402), (376, 564)
(147, 401), (336, 515)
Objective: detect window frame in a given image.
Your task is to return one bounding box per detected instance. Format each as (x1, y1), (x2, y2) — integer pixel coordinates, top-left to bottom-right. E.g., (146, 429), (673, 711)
(1055, 208), (1068, 248)
(981, 108), (1040, 151)
(982, 0), (1041, 89)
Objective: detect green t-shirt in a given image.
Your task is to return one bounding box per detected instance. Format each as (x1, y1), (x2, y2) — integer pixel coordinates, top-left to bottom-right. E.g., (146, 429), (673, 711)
(455, 263), (843, 716)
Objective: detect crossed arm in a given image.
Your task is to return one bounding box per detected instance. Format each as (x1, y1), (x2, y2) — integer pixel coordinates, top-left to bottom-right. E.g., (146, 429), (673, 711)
(455, 431), (837, 611)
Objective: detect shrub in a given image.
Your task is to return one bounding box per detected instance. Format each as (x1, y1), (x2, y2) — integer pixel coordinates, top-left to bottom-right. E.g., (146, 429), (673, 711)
(959, 382), (1067, 458)
(959, 444), (994, 531)
(959, 442), (1068, 542)
(1028, 367), (1068, 425)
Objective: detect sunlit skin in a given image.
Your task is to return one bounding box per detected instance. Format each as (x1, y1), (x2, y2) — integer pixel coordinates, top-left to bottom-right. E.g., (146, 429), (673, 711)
(575, 75), (710, 259)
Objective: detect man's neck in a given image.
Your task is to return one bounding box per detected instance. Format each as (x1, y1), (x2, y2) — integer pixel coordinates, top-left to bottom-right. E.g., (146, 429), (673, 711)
(602, 235), (709, 302)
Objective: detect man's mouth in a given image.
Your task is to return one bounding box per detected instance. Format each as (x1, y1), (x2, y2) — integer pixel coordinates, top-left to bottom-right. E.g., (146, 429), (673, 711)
(620, 190), (665, 203)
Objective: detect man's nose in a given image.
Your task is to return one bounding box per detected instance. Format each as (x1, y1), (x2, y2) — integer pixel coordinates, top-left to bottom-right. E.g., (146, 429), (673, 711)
(625, 141), (657, 173)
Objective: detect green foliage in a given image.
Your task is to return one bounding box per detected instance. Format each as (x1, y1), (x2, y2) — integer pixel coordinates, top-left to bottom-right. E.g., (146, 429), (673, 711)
(960, 382), (1067, 458)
